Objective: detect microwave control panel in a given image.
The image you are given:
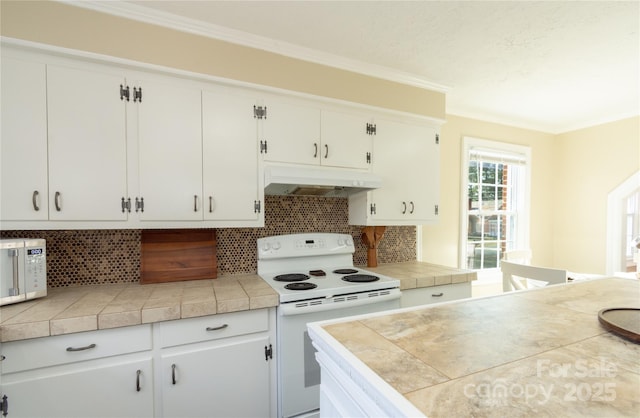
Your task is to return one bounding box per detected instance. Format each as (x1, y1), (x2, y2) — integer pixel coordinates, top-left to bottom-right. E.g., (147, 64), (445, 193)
(25, 246), (46, 281)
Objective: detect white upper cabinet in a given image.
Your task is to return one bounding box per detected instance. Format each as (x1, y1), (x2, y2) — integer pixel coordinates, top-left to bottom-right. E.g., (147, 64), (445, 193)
(134, 75), (203, 222)
(47, 64), (128, 221)
(260, 97), (373, 170)
(202, 87), (262, 223)
(0, 57), (49, 221)
(260, 97), (321, 165)
(349, 119), (440, 225)
(320, 110), (373, 170)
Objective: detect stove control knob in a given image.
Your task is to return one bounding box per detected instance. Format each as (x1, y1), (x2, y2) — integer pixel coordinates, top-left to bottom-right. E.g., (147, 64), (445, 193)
(261, 243), (271, 252)
(272, 241), (281, 250)
(337, 238), (345, 246)
(345, 237), (353, 246)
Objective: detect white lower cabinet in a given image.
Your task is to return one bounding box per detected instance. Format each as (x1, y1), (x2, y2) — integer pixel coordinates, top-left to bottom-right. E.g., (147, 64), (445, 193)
(0, 325), (154, 418)
(0, 309), (276, 418)
(154, 309), (275, 418)
(400, 282), (471, 308)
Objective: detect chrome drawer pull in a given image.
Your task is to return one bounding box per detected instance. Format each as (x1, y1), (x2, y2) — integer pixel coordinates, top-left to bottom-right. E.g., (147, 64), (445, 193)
(136, 369), (142, 392)
(432, 293), (444, 297)
(66, 343), (96, 352)
(206, 324), (228, 331)
(54, 191), (62, 211)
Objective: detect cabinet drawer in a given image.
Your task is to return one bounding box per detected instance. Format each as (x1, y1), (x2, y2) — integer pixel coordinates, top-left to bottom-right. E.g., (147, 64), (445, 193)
(156, 309), (269, 348)
(401, 283), (471, 308)
(1, 324), (152, 374)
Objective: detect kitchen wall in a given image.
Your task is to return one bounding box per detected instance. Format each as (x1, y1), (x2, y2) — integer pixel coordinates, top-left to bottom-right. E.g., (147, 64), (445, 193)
(0, 0), (444, 120)
(422, 114), (640, 274)
(0, 196), (416, 288)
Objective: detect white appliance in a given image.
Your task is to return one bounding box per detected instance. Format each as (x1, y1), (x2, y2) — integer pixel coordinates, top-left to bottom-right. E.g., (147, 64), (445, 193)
(0, 238), (47, 306)
(257, 233), (400, 418)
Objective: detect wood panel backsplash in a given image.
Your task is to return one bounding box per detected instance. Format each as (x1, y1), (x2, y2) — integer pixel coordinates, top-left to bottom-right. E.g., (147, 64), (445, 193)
(0, 196), (416, 287)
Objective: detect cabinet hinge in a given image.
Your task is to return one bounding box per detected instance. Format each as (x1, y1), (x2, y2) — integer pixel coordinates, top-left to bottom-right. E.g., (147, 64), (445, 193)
(366, 152), (371, 164)
(366, 123), (377, 135)
(1, 394), (7, 417)
(260, 140), (268, 154)
(264, 344), (273, 361)
(120, 84), (130, 101)
(254, 200), (262, 214)
(135, 197), (145, 213)
(435, 133), (440, 145)
(370, 203), (376, 215)
(254, 105), (267, 119)
(133, 87), (143, 103)
(121, 197), (131, 213)
(435, 204), (439, 215)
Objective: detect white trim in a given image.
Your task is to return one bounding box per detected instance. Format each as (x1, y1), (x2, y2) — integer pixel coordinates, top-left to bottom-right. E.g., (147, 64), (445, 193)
(606, 171), (640, 275)
(459, 137), (531, 269)
(61, 0), (449, 94)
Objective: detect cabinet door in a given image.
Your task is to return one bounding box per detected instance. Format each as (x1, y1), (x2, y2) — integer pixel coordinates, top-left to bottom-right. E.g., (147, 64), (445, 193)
(161, 335), (271, 418)
(136, 77), (203, 221)
(0, 57), (49, 221)
(46, 64), (128, 221)
(2, 357), (153, 418)
(261, 98), (321, 165)
(370, 120), (439, 223)
(320, 110), (372, 169)
(202, 88), (261, 222)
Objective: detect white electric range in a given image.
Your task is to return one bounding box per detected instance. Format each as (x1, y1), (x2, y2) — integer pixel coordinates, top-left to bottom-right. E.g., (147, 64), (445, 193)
(257, 233), (401, 418)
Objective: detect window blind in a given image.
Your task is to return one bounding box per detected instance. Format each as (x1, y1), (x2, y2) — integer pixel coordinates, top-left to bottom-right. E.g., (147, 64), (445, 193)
(469, 148), (527, 165)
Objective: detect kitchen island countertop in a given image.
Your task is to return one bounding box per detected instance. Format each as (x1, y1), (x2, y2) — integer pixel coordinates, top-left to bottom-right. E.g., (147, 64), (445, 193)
(308, 277), (640, 417)
(0, 274), (277, 342)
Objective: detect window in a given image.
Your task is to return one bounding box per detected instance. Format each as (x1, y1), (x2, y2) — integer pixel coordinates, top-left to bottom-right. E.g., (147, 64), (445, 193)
(460, 137), (531, 271)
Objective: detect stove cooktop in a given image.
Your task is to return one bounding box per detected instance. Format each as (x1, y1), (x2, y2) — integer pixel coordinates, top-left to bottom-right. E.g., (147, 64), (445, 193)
(260, 266), (399, 303)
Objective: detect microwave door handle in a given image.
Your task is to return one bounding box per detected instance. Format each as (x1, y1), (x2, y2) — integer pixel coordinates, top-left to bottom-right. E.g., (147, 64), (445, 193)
(9, 248), (19, 296)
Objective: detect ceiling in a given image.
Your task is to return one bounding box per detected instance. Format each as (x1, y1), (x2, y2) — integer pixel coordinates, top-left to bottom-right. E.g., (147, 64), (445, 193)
(82, 1), (639, 134)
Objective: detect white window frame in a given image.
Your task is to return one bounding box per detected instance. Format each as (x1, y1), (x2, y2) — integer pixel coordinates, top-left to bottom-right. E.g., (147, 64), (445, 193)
(459, 137), (531, 272)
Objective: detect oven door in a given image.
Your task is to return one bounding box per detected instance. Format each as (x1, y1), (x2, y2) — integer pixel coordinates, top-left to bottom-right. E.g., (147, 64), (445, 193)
(277, 297), (400, 418)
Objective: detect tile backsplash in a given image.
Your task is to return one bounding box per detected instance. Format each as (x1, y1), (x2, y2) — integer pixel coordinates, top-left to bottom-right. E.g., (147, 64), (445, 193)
(1, 196), (416, 287)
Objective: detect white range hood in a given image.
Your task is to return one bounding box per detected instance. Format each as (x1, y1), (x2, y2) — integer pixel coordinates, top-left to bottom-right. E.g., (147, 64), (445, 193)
(264, 165), (382, 197)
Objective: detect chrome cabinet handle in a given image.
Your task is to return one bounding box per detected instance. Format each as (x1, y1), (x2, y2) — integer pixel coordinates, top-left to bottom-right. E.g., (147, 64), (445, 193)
(171, 364), (177, 385)
(32, 190), (40, 211)
(209, 196), (213, 213)
(324, 144), (329, 159)
(54, 191), (62, 211)
(313, 143), (318, 158)
(432, 292), (444, 297)
(66, 343), (96, 352)
(409, 201), (414, 214)
(136, 369), (142, 392)
(402, 201), (407, 214)
(206, 324), (228, 331)
(194, 195), (198, 212)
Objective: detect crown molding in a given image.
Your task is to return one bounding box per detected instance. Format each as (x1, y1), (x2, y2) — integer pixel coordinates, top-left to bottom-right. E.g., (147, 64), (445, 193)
(61, 0), (449, 93)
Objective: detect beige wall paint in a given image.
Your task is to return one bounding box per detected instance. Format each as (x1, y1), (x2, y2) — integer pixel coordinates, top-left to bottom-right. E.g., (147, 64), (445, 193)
(552, 116), (640, 274)
(420, 115), (556, 268)
(422, 115), (640, 274)
(0, 0), (444, 119)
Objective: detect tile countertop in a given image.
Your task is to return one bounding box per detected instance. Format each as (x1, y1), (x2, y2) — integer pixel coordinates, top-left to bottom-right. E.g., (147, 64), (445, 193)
(309, 278), (640, 417)
(359, 261), (477, 290)
(0, 261), (473, 343)
(0, 274), (278, 343)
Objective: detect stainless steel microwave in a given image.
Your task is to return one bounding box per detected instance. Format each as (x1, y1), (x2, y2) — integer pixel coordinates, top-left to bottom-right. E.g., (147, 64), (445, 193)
(0, 238), (47, 306)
